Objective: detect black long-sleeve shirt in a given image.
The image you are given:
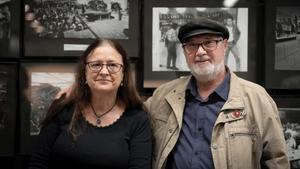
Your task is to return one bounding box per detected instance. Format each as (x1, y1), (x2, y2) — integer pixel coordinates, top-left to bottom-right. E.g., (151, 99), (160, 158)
(29, 106), (152, 169)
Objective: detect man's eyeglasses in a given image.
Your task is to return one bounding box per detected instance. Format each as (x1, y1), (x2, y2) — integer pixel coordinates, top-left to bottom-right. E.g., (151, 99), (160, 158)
(86, 61), (123, 74)
(182, 39), (223, 54)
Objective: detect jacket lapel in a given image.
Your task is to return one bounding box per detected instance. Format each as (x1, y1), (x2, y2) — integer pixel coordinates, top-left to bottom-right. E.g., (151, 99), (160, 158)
(217, 71), (246, 124)
(165, 76), (190, 129)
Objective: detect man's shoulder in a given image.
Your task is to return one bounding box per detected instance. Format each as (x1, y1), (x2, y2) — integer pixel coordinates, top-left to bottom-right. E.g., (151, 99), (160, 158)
(232, 73), (269, 96)
(149, 76), (191, 99)
(156, 76), (190, 90)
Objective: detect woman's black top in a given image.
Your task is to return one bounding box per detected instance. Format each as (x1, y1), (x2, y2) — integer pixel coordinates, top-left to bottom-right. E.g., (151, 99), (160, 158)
(28, 105), (152, 169)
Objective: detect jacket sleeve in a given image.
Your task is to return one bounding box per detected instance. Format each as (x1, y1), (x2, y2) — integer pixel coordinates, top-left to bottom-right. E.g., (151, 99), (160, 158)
(128, 110), (152, 169)
(260, 94), (290, 169)
(28, 116), (61, 169)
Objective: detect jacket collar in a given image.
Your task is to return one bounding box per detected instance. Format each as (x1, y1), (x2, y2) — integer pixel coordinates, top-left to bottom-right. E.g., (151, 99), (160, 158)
(221, 70), (245, 111)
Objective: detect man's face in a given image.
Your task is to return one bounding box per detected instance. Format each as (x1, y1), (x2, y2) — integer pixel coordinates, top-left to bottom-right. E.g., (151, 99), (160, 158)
(183, 34), (227, 82)
(226, 18), (233, 26)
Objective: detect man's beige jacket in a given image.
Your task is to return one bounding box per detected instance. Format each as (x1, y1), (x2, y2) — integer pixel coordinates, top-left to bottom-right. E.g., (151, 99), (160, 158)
(144, 71), (289, 169)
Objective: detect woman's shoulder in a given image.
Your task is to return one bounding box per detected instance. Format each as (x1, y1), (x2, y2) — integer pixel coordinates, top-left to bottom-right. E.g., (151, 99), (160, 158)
(55, 103), (75, 124)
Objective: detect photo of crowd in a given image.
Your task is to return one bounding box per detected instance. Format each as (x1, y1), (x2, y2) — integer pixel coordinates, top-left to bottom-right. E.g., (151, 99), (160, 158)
(152, 7), (248, 72)
(279, 108), (300, 169)
(275, 7), (300, 71)
(26, 0), (129, 39)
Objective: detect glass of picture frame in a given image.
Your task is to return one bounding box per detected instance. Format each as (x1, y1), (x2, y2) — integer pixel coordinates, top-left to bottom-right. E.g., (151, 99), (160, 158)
(0, 0), (20, 58)
(19, 61), (76, 154)
(265, 0), (300, 89)
(23, 0), (141, 57)
(0, 62), (17, 157)
(142, 0), (259, 88)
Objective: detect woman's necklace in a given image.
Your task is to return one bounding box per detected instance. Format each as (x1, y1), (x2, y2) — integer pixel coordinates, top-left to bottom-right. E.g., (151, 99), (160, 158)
(90, 101), (117, 125)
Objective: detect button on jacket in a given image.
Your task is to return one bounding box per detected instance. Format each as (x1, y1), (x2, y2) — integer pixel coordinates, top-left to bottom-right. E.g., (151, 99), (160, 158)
(144, 71), (289, 169)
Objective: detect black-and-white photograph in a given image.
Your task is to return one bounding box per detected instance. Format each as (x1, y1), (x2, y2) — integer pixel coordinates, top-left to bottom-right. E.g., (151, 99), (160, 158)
(19, 63), (76, 154)
(30, 72), (75, 135)
(152, 7), (248, 72)
(279, 108), (300, 169)
(0, 63), (17, 157)
(0, 71), (8, 130)
(0, 0), (10, 39)
(25, 0), (129, 39)
(275, 6), (300, 71)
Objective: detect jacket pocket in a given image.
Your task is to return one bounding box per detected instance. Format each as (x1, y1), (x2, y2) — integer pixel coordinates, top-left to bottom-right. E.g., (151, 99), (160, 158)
(227, 127), (260, 169)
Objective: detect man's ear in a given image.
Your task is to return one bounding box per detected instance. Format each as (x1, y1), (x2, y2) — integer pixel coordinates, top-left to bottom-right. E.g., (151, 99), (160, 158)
(223, 39), (228, 51)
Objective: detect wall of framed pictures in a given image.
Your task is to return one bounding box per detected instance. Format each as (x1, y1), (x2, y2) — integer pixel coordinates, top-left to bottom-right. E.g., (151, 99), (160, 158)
(0, 0), (300, 168)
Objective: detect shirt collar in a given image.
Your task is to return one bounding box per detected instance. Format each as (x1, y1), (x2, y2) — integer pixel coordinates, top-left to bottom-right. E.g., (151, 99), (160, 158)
(186, 72), (230, 101)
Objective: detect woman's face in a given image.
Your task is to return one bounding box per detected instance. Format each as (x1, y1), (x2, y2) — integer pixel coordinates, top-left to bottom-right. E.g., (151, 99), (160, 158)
(85, 43), (124, 94)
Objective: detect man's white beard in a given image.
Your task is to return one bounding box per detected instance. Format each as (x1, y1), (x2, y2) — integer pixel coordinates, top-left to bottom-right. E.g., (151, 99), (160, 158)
(188, 59), (224, 83)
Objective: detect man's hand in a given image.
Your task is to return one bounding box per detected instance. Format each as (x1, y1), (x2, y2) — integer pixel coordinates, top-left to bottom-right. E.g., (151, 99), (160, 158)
(55, 84), (74, 100)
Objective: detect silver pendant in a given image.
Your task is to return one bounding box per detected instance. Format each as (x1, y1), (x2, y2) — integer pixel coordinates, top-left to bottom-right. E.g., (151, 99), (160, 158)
(96, 118), (101, 125)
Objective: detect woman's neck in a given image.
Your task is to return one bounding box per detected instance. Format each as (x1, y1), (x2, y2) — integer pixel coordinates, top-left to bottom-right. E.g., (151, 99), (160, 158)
(90, 92), (118, 113)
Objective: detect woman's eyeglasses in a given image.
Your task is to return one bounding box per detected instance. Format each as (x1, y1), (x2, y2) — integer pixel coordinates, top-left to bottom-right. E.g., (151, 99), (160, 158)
(86, 61), (123, 74)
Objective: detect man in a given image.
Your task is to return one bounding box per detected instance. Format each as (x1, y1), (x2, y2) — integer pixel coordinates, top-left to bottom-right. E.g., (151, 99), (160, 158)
(144, 18), (289, 169)
(165, 22), (179, 70)
(224, 16), (241, 71)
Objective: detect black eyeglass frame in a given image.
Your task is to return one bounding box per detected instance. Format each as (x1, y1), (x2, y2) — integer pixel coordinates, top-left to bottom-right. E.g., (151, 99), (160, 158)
(182, 39), (224, 54)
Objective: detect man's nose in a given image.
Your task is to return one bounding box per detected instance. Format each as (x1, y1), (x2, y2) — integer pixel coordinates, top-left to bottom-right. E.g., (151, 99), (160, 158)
(195, 44), (207, 55)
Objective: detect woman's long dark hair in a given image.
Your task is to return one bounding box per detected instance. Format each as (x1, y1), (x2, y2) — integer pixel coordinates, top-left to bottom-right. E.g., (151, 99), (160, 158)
(42, 38), (143, 140)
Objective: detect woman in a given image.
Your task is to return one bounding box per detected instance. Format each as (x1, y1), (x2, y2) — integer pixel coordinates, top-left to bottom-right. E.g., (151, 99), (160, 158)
(29, 39), (152, 169)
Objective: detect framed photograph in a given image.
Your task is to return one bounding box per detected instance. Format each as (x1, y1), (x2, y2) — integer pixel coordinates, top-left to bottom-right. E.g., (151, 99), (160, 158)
(0, 62), (17, 156)
(265, 0), (300, 89)
(274, 97), (300, 168)
(19, 62), (76, 154)
(0, 0), (20, 58)
(143, 0), (258, 88)
(23, 0), (140, 57)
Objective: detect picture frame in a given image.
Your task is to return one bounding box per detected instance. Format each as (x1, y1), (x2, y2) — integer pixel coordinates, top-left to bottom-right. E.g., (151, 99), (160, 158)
(274, 96), (300, 168)
(0, 62), (17, 157)
(19, 61), (76, 154)
(23, 0), (140, 57)
(143, 0), (259, 88)
(265, 0), (300, 89)
(0, 0), (20, 58)
(129, 57), (138, 87)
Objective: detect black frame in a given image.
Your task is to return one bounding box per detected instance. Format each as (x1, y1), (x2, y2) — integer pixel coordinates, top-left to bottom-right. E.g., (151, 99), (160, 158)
(143, 0), (259, 88)
(265, 0), (300, 89)
(0, 62), (17, 156)
(23, 0), (141, 57)
(0, 0), (20, 58)
(19, 61), (76, 154)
